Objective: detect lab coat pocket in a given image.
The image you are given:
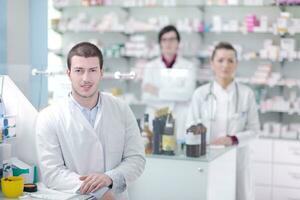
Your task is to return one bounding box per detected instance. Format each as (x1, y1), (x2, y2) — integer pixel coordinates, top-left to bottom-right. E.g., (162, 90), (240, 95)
(231, 111), (248, 132)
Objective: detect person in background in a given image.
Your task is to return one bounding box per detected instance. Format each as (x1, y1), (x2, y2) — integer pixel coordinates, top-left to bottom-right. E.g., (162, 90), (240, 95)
(186, 42), (260, 200)
(142, 25), (196, 141)
(36, 42), (145, 200)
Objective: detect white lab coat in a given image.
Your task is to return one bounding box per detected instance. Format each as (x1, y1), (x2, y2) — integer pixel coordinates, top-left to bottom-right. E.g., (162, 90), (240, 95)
(142, 56), (196, 140)
(36, 92), (146, 200)
(186, 81), (260, 200)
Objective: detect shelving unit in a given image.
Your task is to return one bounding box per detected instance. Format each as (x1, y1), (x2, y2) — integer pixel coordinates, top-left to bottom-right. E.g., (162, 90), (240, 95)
(49, 0), (300, 132)
(48, 1), (300, 198)
(49, 0), (203, 113)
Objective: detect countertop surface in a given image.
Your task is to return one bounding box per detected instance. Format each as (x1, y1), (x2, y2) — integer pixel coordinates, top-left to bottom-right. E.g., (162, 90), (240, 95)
(147, 146), (235, 162)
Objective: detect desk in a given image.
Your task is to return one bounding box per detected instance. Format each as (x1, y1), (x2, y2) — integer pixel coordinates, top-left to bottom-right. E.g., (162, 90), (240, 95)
(0, 186), (91, 200)
(0, 193), (91, 200)
(128, 147), (236, 200)
(0, 148), (236, 200)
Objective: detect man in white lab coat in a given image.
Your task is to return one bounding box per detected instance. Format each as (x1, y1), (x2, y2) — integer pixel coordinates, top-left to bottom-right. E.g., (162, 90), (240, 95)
(36, 42), (145, 200)
(142, 25), (196, 140)
(186, 42), (260, 200)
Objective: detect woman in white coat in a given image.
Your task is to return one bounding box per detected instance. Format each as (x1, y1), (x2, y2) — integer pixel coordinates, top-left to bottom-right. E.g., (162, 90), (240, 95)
(142, 25), (196, 140)
(186, 42), (260, 200)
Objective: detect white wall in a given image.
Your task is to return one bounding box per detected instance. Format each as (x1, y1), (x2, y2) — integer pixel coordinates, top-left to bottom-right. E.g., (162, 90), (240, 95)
(6, 0), (30, 98)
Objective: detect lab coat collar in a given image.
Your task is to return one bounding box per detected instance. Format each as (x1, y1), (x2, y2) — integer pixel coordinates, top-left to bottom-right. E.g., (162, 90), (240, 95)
(69, 92), (101, 112)
(161, 54), (177, 68)
(66, 94), (104, 159)
(213, 79), (236, 94)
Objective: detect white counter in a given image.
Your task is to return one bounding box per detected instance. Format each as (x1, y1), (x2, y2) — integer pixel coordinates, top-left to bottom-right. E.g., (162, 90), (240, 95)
(0, 183), (90, 200)
(128, 147), (237, 200)
(0, 191), (90, 200)
(0, 147), (236, 200)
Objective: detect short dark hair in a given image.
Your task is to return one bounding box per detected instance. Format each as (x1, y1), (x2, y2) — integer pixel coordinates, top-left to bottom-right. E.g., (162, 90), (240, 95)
(67, 42), (103, 70)
(158, 25), (181, 43)
(211, 42), (237, 60)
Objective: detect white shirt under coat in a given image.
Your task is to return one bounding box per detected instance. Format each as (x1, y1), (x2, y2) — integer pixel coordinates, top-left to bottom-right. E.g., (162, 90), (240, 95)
(69, 93), (99, 127)
(210, 80), (236, 142)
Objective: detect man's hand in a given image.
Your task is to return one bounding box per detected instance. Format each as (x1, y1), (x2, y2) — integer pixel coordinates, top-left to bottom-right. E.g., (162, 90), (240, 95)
(143, 83), (159, 96)
(211, 136), (233, 146)
(101, 191), (115, 200)
(79, 173), (112, 194)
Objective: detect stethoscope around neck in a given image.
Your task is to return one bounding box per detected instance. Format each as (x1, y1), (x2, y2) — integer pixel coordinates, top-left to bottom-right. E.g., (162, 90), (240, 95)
(204, 81), (240, 121)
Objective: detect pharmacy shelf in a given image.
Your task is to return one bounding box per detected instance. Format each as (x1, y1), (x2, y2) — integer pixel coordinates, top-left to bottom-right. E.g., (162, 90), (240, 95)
(93, 76), (300, 89)
(53, 27), (300, 36)
(54, 3), (296, 11)
(54, 4), (204, 11)
(52, 28), (204, 35)
(205, 31), (300, 35)
(259, 135), (300, 141)
(259, 110), (300, 115)
(48, 49), (64, 57)
(205, 4), (277, 7)
(49, 0), (300, 123)
(196, 78), (300, 89)
(49, 48), (199, 60)
(198, 55), (300, 62)
(237, 80), (300, 88)
(52, 28), (300, 39)
(52, 47), (300, 62)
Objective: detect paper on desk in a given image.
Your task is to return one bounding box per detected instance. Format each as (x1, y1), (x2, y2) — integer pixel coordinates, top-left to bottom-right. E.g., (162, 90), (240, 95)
(24, 183), (78, 200)
(209, 145), (226, 149)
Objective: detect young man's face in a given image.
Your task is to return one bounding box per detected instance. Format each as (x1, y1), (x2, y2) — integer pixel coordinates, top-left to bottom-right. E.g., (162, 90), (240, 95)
(67, 56), (103, 99)
(160, 31), (179, 57)
(210, 49), (237, 81)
